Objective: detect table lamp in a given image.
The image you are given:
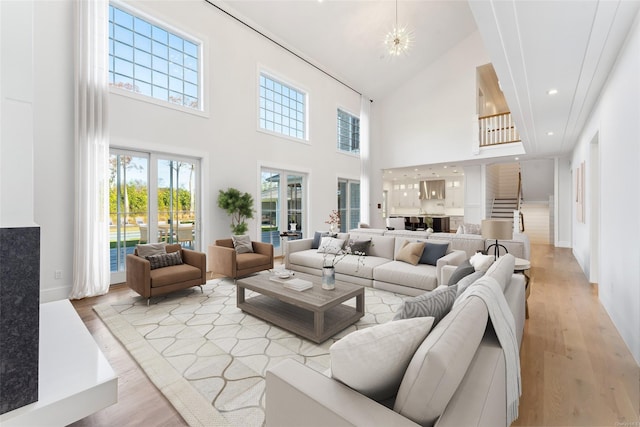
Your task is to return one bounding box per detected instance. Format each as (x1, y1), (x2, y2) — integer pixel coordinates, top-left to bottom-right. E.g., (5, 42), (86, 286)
(481, 219), (513, 260)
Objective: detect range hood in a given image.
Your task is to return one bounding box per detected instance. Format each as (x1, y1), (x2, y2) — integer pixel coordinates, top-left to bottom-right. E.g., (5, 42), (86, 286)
(419, 180), (446, 200)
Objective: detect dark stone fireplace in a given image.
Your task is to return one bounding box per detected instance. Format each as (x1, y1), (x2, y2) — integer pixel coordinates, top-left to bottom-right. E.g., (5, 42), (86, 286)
(0, 226), (40, 414)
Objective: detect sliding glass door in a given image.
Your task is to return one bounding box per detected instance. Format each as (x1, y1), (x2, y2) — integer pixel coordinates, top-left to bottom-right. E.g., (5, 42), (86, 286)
(109, 149), (200, 284)
(260, 168), (306, 257)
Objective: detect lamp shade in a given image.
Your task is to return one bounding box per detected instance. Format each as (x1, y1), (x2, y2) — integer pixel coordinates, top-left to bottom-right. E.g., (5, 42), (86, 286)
(481, 219), (513, 240)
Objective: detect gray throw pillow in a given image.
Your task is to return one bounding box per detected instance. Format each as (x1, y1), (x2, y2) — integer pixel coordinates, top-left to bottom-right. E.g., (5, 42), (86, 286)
(146, 251), (183, 270)
(232, 235), (254, 253)
(418, 241), (450, 266)
(393, 284), (458, 326)
(348, 239), (371, 256)
(447, 259), (475, 286)
(455, 271), (485, 297)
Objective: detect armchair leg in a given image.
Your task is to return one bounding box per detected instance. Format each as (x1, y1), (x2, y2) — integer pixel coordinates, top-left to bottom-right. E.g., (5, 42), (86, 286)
(147, 298), (150, 307)
(198, 285), (203, 293)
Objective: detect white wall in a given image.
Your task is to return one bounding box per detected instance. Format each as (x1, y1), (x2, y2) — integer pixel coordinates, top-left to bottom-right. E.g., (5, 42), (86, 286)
(571, 11), (640, 365)
(554, 156), (572, 247)
(8, 0), (362, 300)
(373, 31), (491, 171)
(1, 0), (36, 228)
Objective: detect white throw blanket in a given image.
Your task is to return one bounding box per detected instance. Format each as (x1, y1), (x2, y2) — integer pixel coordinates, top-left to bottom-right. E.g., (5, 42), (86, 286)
(453, 276), (522, 425)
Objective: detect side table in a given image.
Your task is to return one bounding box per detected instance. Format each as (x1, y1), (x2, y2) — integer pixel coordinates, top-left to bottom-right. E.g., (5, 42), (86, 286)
(514, 257), (531, 318)
(279, 231), (302, 260)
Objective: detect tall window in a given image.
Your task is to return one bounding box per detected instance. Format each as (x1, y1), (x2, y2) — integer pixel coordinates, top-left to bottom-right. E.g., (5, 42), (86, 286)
(259, 73), (306, 140)
(338, 179), (360, 232)
(337, 109), (360, 154)
(108, 4), (201, 110)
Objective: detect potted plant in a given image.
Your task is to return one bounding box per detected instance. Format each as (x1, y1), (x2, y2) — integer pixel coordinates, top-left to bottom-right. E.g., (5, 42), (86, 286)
(217, 187), (255, 235)
(289, 215), (297, 231)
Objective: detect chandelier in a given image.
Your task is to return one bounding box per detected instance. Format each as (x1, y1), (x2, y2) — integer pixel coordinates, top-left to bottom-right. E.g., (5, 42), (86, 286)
(384, 0), (413, 57)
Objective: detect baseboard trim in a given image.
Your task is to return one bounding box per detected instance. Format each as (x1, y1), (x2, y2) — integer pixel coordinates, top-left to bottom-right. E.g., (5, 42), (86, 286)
(555, 240), (571, 248)
(40, 285), (71, 303)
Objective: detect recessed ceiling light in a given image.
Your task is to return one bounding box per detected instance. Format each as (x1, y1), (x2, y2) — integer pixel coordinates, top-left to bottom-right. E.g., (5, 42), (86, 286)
(515, 157), (520, 161)
(414, 168), (418, 171)
(443, 165), (447, 169)
(546, 131), (554, 136)
(547, 89), (558, 95)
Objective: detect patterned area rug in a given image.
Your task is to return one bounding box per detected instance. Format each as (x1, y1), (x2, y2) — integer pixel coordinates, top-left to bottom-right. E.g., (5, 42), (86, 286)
(94, 278), (404, 426)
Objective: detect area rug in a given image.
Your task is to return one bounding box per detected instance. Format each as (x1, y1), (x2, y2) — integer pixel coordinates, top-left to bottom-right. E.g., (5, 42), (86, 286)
(94, 278), (404, 426)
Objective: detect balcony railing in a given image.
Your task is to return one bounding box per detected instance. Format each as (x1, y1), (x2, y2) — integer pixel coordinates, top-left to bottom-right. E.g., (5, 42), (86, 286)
(479, 112), (521, 147)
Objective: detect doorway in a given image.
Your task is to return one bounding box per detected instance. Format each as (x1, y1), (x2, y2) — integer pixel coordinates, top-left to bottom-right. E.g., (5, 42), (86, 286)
(109, 149), (200, 284)
(260, 168), (307, 257)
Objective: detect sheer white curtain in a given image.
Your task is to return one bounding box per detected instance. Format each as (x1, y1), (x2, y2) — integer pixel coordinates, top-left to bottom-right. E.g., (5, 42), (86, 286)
(359, 95), (371, 225)
(70, 0), (110, 299)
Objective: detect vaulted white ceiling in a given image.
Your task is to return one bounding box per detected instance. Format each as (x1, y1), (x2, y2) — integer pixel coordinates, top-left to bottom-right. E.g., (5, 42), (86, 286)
(214, 0), (639, 162)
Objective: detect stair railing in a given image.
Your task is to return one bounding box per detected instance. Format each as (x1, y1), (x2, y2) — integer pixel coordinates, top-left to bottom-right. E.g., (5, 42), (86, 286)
(478, 112), (521, 147)
(516, 171), (525, 232)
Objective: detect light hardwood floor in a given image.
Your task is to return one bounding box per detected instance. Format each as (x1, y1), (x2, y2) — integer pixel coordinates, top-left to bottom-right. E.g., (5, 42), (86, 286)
(70, 245), (639, 426)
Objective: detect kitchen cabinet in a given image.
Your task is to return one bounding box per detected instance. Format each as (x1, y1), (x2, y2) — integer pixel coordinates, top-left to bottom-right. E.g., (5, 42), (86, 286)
(445, 179), (464, 208)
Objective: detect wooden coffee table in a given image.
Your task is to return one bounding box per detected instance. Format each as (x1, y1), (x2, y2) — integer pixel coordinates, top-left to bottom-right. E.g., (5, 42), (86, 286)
(236, 272), (364, 343)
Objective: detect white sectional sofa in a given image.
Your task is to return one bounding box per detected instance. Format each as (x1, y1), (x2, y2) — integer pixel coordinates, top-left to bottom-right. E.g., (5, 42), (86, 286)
(285, 231), (467, 296)
(266, 254), (526, 427)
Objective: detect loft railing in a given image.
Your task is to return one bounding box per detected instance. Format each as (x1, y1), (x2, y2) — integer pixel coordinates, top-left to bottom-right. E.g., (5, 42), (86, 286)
(516, 171), (525, 232)
(479, 112), (521, 147)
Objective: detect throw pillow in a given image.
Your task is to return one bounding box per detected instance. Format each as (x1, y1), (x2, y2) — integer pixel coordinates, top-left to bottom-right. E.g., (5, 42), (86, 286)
(395, 240), (426, 265)
(146, 251), (183, 270)
(447, 259), (475, 286)
(136, 242), (167, 257)
(317, 237), (345, 255)
(330, 317), (435, 401)
(232, 235), (254, 253)
(393, 284), (458, 326)
(418, 241), (449, 266)
(311, 231), (330, 249)
(347, 239), (371, 256)
(470, 252), (494, 272)
(455, 270), (485, 297)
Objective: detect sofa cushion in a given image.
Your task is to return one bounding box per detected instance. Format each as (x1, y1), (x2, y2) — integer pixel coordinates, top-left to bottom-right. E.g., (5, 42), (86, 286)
(334, 255), (389, 280)
(393, 284), (457, 325)
(232, 235), (254, 253)
(146, 251), (183, 270)
(367, 235), (396, 259)
(462, 223), (481, 234)
(447, 259), (475, 285)
(330, 317), (434, 401)
(418, 241), (450, 266)
(456, 271), (485, 297)
(395, 240), (425, 265)
(136, 242), (167, 257)
(485, 253), (515, 291)
(373, 261), (439, 292)
(317, 237), (345, 254)
(394, 297), (489, 425)
(236, 252), (271, 270)
(150, 263), (202, 288)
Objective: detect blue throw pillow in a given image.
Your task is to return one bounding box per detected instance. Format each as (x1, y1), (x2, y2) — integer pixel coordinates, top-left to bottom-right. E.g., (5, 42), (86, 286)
(418, 241), (450, 266)
(311, 231), (330, 249)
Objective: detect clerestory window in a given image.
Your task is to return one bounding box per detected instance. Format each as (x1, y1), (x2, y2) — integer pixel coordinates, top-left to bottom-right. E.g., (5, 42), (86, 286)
(259, 73), (307, 140)
(108, 4), (201, 110)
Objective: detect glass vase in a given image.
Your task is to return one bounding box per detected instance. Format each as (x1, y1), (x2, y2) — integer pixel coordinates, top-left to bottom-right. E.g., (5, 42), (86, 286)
(322, 266), (335, 290)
